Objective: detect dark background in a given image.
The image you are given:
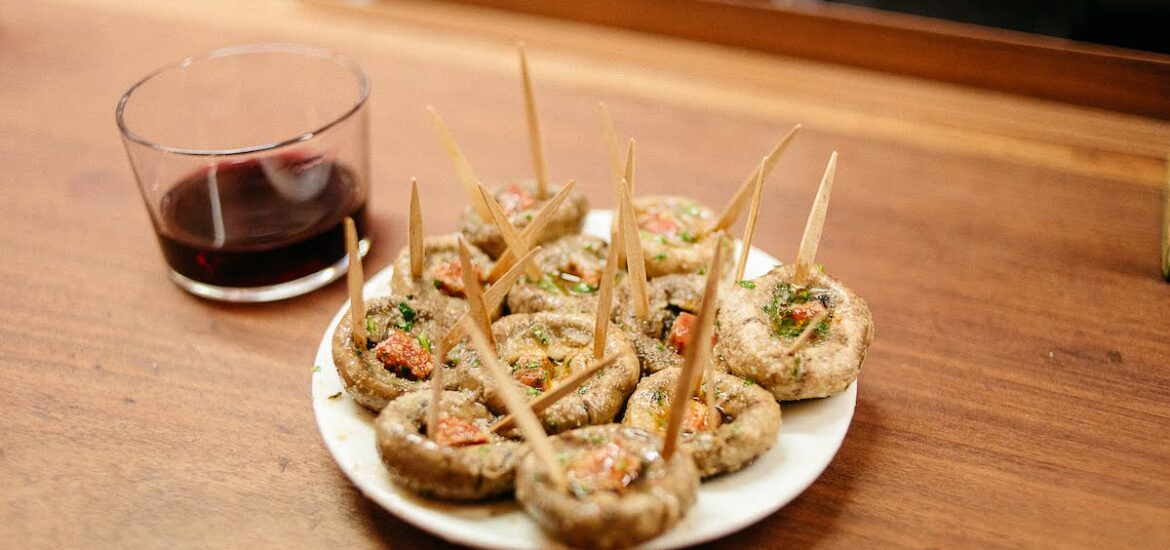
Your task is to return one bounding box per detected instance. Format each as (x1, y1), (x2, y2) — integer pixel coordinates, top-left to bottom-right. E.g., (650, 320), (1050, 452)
(827, 0), (1170, 54)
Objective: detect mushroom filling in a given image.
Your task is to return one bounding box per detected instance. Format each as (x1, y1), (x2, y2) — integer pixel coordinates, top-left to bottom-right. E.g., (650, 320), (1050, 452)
(762, 282), (835, 341)
(426, 413), (490, 447)
(562, 436), (655, 498)
(640, 390), (729, 434)
(528, 240), (605, 296)
(429, 258), (487, 298)
(364, 301), (436, 381)
(638, 199), (705, 246)
(497, 184), (537, 216)
(507, 330), (590, 393)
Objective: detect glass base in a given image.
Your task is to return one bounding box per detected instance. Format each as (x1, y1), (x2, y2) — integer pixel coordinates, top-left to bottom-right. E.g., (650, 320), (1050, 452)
(168, 238), (370, 303)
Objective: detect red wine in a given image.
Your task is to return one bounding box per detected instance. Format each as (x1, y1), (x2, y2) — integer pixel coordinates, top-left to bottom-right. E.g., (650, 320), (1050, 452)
(154, 156), (368, 288)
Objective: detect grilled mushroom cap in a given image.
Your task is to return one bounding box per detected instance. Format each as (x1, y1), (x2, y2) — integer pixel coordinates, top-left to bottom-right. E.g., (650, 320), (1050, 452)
(332, 295), (448, 411)
(515, 424), (699, 550)
(375, 390), (527, 500)
(716, 265), (874, 401)
(461, 181), (589, 259)
(507, 234), (609, 315)
(448, 312), (639, 434)
(624, 368), (781, 478)
(389, 233), (493, 321)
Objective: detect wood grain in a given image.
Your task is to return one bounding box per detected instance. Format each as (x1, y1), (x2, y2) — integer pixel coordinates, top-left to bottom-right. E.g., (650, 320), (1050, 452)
(440, 0), (1170, 120)
(1, 0), (1168, 548)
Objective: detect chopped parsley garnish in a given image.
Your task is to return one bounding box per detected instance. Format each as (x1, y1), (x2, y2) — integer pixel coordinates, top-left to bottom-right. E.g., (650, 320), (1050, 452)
(535, 277), (562, 294)
(762, 283), (833, 339)
(743, 378), (755, 386)
(679, 230), (696, 243)
(583, 242), (597, 253)
(737, 280), (756, 289)
(327, 391), (343, 400)
(396, 302), (416, 331)
(432, 279), (443, 289)
(571, 281), (597, 294)
(577, 385), (588, 395)
(531, 326), (550, 345)
(524, 387), (542, 397)
(651, 389), (666, 406)
(311, 365), (321, 373)
(653, 252), (668, 261)
(365, 317), (378, 337)
(417, 333), (432, 353)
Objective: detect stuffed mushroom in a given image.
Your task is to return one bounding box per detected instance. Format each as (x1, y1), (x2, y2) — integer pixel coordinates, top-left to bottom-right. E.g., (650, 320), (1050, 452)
(716, 265), (874, 400)
(462, 181), (588, 259)
(623, 368), (781, 478)
(449, 312), (640, 434)
(374, 389), (527, 500)
(635, 195), (730, 278)
(515, 424), (699, 549)
(506, 234), (610, 315)
(331, 295), (448, 411)
(389, 233), (494, 321)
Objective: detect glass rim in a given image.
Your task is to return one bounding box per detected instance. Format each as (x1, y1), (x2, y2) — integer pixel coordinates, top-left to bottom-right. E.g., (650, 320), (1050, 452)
(115, 43), (370, 157)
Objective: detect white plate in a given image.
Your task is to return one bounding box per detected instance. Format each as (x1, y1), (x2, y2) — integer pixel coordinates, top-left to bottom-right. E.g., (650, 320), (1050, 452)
(312, 210), (857, 549)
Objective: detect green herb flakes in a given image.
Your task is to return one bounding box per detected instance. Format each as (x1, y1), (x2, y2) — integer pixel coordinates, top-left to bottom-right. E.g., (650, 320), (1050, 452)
(679, 230), (696, 243)
(417, 333), (432, 353)
(743, 378), (755, 386)
(396, 302), (416, 331)
(311, 365), (321, 373)
(432, 279), (443, 289)
(531, 326), (550, 345)
(737, 280), (756, 289)
(524, 387), (542, 397)
(653, 252), (668, 261)
(327, 391), (343, 400)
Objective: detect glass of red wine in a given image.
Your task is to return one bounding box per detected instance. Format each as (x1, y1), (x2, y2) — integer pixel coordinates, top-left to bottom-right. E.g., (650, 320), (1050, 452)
(117, 44), (371, 302)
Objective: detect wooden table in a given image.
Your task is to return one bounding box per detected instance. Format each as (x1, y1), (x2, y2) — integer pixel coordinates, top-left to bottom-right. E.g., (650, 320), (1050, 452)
(3, 0), (1168, 547)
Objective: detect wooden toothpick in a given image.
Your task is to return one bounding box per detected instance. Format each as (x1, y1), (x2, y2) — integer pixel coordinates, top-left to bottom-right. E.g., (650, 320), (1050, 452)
(466, 325), (567, 492)
(457, 237), (494, 349)
(486, 179), (576, 282)
(518, 43), (549, 200)
(426, 105), (492, 221)
(710, 124), (801, 232)
(442, 246), (541, 349)
(409, 178), (424, 279)
(734, 156), (767, 281)
(477, 184), (541, 280)
(592, 232), (621, 360)
(489, 353), (620, 433)
(425, 339), (447, 441)
(794, 151), (838, 285)
(663, 233), (726, 460)
(617, 173), (649, 319)
(599, 101), (623, 191)
(344, 217), (367, 350)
